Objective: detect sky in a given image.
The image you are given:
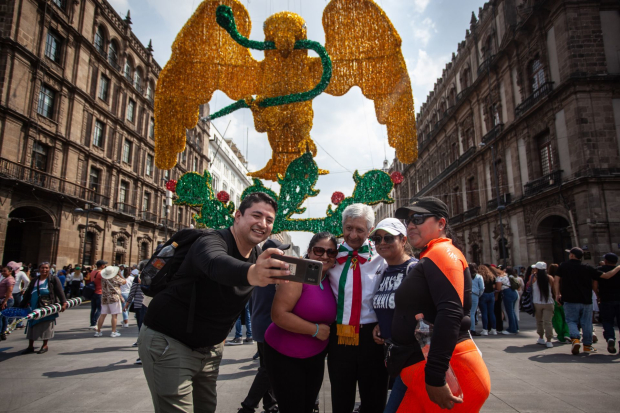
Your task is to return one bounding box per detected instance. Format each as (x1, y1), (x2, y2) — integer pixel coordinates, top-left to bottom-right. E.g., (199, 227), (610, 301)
(109, 0), (484, 252)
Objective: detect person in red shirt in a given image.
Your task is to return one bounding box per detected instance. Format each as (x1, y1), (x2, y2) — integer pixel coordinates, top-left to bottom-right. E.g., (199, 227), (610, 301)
(88, 260), (106, 329)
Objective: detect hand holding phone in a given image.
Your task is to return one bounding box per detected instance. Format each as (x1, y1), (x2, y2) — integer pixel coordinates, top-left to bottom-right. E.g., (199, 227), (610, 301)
(270, 255), (323, 286)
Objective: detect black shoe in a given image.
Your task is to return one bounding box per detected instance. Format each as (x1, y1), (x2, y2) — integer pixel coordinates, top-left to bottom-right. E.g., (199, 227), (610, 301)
(21, 347), (35, 354)
(244, 337), (254, 344)
(471, 331), (481, 336)
(608, 339), (617, 354)
(252, 351), (260, 360)
(0, 333), (6, 341)
(37, 346), (48, 354)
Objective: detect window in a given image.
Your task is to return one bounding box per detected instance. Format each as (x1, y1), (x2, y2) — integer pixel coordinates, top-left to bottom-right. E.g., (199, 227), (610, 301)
(177, 208), (183, 225)
(31, 142), (48, 172)
(127, 99), (135, 122)
(193, 157), (198, 171)
(89, 167), (100, 193)
(94, 26), (105, 54)
(84, 232), (94, 266)
(147, 83), (154, 101)
(117, 237), (126, 248)
(490, 104), (500, 127)
(108, 41), (118, 68)
(494, 159), (505, 196)
(164, 170), (170, 180)
(119, 181), (128, 204)
(122, 139), (132, 163)
(38, 85), (55, 118)
(52, 0), (65, 8)
(223, 182), (228, 192)
(539, 137), (554, 176)
(196, 135), (202, 149)
(461, 68), (470, 89)
(124, 59), (133, 81)
(45, 30), (62, 63)
(452, 186), (462, 215)
(98, 75), (109, 101)
(149, 118), (155, 138)
(466, 177), (477, 208)
(212, 174), (219, 191)
(531, 56), (546, 93)
(181, 149), (187, 164)
(93, 120), (105, 147)
(140, 242), (149, 260)
(146, 154), (153, 176)
(143, 192), (151, 211)
(133, 68), (142, 90)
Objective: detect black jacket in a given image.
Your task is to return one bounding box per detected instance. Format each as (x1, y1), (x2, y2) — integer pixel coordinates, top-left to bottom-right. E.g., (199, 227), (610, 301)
(20, 275), (67, 309)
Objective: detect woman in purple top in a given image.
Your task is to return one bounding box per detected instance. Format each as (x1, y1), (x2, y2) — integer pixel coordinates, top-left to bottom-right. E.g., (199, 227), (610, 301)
(264, 232), (338, 413)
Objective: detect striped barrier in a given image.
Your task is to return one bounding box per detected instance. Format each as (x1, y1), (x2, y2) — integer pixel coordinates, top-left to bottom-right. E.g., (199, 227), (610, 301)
(2, 297), (83, 333)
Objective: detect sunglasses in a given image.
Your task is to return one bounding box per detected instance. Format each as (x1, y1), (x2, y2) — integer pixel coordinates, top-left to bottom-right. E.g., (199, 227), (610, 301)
(312, 246), (339, 258)
(404, 214), (438, 226)
(369, 234), (401, 244)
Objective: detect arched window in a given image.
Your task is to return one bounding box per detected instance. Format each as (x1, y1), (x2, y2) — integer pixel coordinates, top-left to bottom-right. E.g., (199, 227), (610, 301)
(485, 35), (494, 58)
(134, 67), (142, 91)
(108, 40), (118, 68)
(531, 55), (546, 93)
(94, 26), (105, 54)
(124, 57), (134, 81)
(147, 82), (154, 101)
(461, 68), (470, 89)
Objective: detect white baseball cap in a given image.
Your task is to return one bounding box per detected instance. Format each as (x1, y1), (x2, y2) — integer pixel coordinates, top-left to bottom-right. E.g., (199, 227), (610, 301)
(370, 218), (407, 237)
(531, 261), (547, 270)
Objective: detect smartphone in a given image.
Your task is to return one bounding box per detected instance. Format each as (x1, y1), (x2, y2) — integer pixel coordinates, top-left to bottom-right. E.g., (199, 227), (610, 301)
(270, 255), (323, 286)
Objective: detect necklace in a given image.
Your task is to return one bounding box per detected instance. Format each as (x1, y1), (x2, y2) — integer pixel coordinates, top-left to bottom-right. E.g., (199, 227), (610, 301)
(319, 273), (328, 290)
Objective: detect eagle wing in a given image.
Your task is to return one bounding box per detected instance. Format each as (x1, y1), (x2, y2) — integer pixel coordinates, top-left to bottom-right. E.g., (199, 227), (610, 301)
(320, 0), (417, 164)
(155, 0), (260, 169)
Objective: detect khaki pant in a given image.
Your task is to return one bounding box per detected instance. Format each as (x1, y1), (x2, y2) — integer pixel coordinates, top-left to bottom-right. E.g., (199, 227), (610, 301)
(138, 325), (224, 413)
(534, 303), (554, 341)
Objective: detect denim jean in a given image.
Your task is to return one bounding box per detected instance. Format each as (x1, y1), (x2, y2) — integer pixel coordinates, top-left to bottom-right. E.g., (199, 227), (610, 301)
(121, 292), (129, 322)
(598, 301), (620, 341)
(479, 292), (496, 330)
(564, 302), (593, 345)
(502, 289), (519, 333)
(470, 294), (481, 331)
(384, 375), (407, 413)
(90, 293), (102, 327)
(136, 305), (147, 332)
(235, 302), (252, 339)
(1, 297), (15, 334)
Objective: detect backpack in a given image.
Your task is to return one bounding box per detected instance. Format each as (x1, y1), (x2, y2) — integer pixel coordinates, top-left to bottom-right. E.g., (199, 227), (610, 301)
(82, 272), (98, 300)
(508, 275), (520, 291)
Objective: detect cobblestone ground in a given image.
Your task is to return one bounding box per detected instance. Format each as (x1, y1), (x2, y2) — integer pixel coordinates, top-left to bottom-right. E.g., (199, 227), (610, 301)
(1, 305), (619, 412)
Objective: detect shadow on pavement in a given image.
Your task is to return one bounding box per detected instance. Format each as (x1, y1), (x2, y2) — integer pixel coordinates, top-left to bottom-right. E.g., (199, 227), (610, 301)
(503, 344), (549, 353)
(59, 346), (136, 355)
(528, 353), (620, 363)
(42, 360), (140, 377)
(220, 357), (254, 366)
(217, 370), (258, 381)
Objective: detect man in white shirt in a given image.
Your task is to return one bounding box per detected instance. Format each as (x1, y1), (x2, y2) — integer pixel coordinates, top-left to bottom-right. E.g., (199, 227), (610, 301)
(327, 204), (388, 413)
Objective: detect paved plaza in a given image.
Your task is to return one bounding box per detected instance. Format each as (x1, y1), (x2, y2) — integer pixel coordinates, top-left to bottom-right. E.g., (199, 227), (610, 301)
(1, 305), (619, 412)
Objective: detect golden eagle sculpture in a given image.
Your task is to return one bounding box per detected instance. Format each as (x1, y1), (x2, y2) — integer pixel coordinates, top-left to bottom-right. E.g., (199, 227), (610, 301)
(154, 0), (417, 181)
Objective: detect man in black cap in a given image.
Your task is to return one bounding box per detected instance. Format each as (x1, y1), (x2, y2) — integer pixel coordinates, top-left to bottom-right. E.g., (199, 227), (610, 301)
(554, 248), (620, 354)
(594, 253), (620, 353)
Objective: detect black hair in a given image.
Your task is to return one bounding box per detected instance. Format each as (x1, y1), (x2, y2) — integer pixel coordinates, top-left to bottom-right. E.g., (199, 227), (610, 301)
(524, 265), (533, 286)
(239, 192), (278, 215)
(307, 232), (338, 255)
(535, 268), (551, 303)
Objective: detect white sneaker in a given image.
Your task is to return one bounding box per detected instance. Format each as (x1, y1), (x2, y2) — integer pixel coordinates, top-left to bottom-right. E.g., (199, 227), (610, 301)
(110, 332), (121, 338)
(131, 342), (138, 347)
(490, 329), (498, 335)
(481, 329), (489, 336)
(501, 330), (511, 335)
(88, 325), (97, 329)
(546, 341), (553, 348)
(537, 338), (546, 345)
(94, 331), (103, 337)
(122, 322), (129, 328)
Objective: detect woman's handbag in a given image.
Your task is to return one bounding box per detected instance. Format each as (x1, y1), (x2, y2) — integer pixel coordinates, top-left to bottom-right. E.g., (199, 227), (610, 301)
(384, 338), (418, 378)
(36, 278), (54, 308)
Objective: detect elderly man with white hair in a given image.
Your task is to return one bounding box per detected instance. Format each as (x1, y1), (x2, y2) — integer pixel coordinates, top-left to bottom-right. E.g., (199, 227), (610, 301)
(327, 203), (389, 413)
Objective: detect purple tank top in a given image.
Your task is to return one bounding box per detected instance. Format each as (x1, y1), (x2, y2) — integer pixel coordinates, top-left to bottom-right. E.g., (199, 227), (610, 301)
(264, 277), (337, 358)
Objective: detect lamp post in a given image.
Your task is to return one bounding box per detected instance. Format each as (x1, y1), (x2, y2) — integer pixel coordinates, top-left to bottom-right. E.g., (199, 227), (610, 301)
(480, 142), (507, 268)
(74, 205), (103, 266)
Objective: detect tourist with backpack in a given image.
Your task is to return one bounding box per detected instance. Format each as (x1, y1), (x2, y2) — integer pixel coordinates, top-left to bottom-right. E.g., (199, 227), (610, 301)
(138, 192), (291, 413)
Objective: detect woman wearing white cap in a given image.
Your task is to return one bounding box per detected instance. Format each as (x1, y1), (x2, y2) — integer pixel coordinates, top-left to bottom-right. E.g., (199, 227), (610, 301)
(370, 218), (418, 413)
(528, 262), (555, 348)
(94, 266), (126, 337)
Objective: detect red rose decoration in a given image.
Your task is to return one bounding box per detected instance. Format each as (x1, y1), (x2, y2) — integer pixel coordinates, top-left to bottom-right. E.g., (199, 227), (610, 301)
(217, 191), (230, 203)
(331, 191), (345, 205)
(165, 179), (177, 192)
(390, 171), (404, 185)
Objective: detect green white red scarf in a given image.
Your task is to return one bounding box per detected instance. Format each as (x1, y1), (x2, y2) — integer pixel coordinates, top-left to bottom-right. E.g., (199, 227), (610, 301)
(336, 243), (370, 345)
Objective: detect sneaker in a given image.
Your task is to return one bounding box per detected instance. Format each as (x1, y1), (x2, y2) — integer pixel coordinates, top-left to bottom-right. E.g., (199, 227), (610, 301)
(226, 337), (243, 346)
(135, 358), (142, 365)
(481, 329), (489, 336)
(501, 330), (511, 335)
(253, 351), (260, 360)
(490, 329), (498, 335)
(546, 341), (553, 348)
(470, 330), (481, 336)
(537, 338), (546, 345)
(244, 337), (254, 344)
(0, 333), (6, 341)
(94, 331), (103, 337)
(122, 322), (129, 328)
(571, 338), (581, 355)
(88, 325), (97, 329)
(132, 342), (138, 347)
(110, 331), (121, 338)
(592, 334), (598, 344)
(583, 345), (597, 353)
(607, 339), (617, 354)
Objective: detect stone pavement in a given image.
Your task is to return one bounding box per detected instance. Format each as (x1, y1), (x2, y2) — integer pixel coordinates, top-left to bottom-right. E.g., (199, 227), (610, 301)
(1, 305), (619, 412)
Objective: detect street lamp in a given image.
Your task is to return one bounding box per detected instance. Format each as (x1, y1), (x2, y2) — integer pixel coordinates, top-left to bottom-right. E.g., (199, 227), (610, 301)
(479, 142), (507, 268)
(74, 205), (103, 266)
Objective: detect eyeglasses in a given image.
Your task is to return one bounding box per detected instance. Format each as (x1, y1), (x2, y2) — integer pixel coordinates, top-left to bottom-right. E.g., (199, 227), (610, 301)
(404, 214), (437, 226)
(369, 234), (401, 244)
(312, 246), (339, 258)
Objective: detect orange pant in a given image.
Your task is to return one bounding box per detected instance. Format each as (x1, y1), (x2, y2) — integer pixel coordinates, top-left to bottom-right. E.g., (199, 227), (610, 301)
(397, 340), (491, 413)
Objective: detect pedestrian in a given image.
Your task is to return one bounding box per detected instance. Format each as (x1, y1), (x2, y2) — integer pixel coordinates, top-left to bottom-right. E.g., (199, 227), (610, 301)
(507, 267), (523, 323)
(548, 263), (569, 343)
(492, 266), (518, 334)
(478, 264), (499, 336)
(369, 218), (418, 413)
(469, 263), (484, 337)
(227, 302), (253, 345)
(554, 248), (620, 354)
(0, 265), (16, 340)
(528, 262), (554, 348)
(7, 261), (30, 309)
(237, 238), (288, 413)
(327, 204), (389, 413)
(392, 196), (490, 411)
(120, 266), (135, 328)
(70, 266), (83, 299)
(94, 266), (126, 337)
(19, 262), (67, 354)
(139, 192), (289, 413)
(594, 253), (620, 354)
(88, 261), (106, 329)
(264, 233), (337, 413)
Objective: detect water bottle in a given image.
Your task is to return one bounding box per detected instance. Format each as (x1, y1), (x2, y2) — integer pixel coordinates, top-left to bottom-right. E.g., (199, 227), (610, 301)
(414, 313), (463, 399)
(141, 242), (178, 286)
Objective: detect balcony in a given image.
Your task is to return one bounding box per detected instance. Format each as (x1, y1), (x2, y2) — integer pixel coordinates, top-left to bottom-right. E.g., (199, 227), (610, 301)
(515, 82), (554, 119)
(116, 202), (137, 217)
(141, 211), (158, 223)
(487, 193), (512, 211)
(0, 158), (110, 207)
(464, 206), (481, 221)
(524, 170), (562, 197)
(134, 82), (144, 94)
(108, 57), (121, 72)
(450, 213), (464, 225)
(482, 123), (504, 145)
(456, 86), (472, 103)
(477, 54), (496, 76)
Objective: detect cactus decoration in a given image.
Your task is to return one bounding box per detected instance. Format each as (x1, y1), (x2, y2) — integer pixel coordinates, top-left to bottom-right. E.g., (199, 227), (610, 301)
(174, 152), (395, 237)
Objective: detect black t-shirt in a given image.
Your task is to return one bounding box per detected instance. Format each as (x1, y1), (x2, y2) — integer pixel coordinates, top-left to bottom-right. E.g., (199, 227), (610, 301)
(596, 265), (620, 302)
(556, 260), (601, 304)
(144, 229), (259, 349)
(483, 278), (496, 294)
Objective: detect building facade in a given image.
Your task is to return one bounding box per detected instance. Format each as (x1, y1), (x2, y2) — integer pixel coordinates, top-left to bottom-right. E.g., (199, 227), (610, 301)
(0, 0), (211, 267)
(379, 0), (620, 267)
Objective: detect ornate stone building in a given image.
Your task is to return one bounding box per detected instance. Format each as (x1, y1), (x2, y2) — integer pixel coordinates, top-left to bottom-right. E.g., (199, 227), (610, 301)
(0, 0), (211, 266)
(380, 0), (620, 267)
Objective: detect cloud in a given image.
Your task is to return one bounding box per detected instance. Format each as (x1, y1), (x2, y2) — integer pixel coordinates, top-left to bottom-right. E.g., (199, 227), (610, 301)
(107, 0), (130, 11)
(407, 49), (449, 111)
(413, 0), (431, 13)
(411, 17), (436, 47)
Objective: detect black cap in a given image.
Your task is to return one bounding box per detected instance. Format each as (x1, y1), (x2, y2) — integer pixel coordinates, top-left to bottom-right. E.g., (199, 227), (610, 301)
(95, 259), (108, 267)
(565, 247), (584, 259)
(263, 238), (291, 251)
(395, 196), (450, 220)
(604, 253), (618, 264)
